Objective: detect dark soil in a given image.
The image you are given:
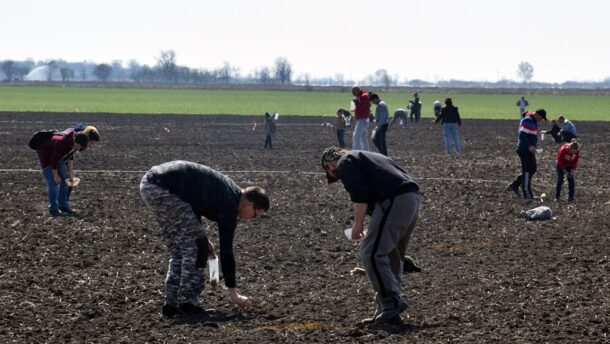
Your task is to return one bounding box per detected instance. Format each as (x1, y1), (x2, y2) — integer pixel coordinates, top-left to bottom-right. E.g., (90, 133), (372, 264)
(0, 112), (608, 343)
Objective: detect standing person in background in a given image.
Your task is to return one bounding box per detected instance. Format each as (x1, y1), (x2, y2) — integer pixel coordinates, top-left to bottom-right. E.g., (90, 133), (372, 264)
(409, 93), (421, 122)
(139, 161), (270, 318)
(351, 86), (371, 151)
(263, 112), (277, 149)
(554, 141), (580, 203)
(557, 116), (577, 142)
(370, 93), (389, 156)
(334, 108), (347, 148)
(433, 100), (442, 120)
(434, 98), (462, 154)
(516, 96), (529, 116)
(508, 109), (547, 200)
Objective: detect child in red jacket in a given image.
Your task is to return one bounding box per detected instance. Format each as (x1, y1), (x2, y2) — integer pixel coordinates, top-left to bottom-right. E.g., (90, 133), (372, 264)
(555, 141), (580, 202)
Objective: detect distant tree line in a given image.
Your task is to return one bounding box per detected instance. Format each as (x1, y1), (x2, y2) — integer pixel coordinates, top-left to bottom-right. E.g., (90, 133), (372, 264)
(2, 52), (610, 89)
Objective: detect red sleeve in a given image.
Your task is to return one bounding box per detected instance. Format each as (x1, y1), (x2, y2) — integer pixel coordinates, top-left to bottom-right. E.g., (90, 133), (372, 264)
(556, 145), (568, 171)
(572, 151), (580, 170)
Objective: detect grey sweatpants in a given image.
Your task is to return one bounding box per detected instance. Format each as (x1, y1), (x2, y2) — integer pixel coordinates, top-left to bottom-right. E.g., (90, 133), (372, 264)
(140, 173), (207, 307)
(361, 192), (420, 305)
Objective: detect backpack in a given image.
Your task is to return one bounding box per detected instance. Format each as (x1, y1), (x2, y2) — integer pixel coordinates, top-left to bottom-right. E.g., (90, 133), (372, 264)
(28, 130), (63, 150)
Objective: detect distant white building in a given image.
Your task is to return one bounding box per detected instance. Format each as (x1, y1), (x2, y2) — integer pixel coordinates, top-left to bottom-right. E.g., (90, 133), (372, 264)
(25, 66), (52, 81)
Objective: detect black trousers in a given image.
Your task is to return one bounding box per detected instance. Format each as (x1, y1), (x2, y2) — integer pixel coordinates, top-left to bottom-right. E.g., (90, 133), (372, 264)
(512, 150), (537, 199)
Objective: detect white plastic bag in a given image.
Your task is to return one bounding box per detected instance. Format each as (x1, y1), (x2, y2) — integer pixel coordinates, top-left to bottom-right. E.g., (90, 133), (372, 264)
(208, 258), (219, 285)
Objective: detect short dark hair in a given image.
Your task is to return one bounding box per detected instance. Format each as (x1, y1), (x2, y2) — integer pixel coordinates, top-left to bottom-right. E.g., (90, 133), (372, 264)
(369, 93), (380, 101)
(74, 132), (89, 147)
(244, 186), (270, 211)
(445, 98), (453, 106)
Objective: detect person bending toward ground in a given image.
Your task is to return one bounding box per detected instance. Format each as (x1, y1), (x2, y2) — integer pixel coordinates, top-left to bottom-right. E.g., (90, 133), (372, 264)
(557, 115), (577, 143)
(35, 130), (89, 216)
(321, 147), (421, 325)
(555, 141), (580, 202)
(508, 109), (547, 200)
(542, 119), (562, 143)
(139, 161), (269, 318)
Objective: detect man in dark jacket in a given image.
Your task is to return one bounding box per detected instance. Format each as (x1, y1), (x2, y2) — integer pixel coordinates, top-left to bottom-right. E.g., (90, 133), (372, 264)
(508, 109), (547, 199)
(434, 98), (462, 154)
(321, 147), (420, 324)
(139, 161), (269, 318)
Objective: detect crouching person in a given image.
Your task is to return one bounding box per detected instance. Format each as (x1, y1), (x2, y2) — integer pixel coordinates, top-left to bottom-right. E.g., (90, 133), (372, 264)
(139, 160), (270, 318)
(555, 141), (580, 202)
(321, 147), (421, 324)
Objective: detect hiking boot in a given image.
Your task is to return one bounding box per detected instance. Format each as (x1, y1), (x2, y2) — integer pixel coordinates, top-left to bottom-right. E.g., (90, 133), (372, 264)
(161, 304), (178, 318)
(59, 207), (79, 216)
(49, 209), (61, 217)
(567, 197), (575, 203)
(403, 256), (422, 273)
(375, 298), (408, 324)
(178, 303), (205, 317)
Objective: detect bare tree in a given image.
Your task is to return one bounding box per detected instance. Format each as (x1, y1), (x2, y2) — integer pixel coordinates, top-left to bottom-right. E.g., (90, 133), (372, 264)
(93, 64), (112, 82)
(217, 61), (232, 83)
(46, 60), (58, 81)
(273, 57), (292, 84)
(60, 67), (74, 82)
(375, 69), (392, 88)
(517, 61), (534, 84)
(157, 50), (178, 82)
(1, 60), (16, 81)
(258, 67), (271, 84)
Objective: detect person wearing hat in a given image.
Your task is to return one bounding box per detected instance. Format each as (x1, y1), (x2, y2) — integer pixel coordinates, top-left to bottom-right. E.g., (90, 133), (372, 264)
(508, 108), (547, 200)
(320, 147), (420, 324)
(139, 160), (270, 318)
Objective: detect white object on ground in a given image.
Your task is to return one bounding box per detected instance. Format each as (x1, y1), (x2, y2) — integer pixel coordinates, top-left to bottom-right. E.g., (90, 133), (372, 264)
(541, 133), (545, 141)
(208, 258), (219, 285)
(536, 148), (543, 154)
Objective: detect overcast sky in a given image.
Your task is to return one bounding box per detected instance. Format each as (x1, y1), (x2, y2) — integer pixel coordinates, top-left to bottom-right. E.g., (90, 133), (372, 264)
(3, 0), (609, 83)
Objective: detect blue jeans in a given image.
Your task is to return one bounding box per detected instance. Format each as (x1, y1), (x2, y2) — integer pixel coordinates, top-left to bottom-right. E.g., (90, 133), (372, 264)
(372, 124), (388, 156)
(42, 161), (69, 212)
(443, 123), (461, 153)
(336, 129), (345, 148)
(352, 118), (370, 151)
(555, 165), (575, 200)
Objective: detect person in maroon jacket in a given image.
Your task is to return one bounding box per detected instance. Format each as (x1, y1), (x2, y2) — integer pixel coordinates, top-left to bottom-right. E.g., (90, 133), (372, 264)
(36, 131), (89, 216)
(351, 86), (372, 151)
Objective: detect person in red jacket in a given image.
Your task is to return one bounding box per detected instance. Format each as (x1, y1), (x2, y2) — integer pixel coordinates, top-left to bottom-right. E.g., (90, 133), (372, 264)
(351, 86), (371, 151)
(36, 131), (89, 216)
(555, 141), (580, 202)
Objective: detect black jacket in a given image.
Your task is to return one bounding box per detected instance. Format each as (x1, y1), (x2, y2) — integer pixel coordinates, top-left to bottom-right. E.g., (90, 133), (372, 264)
(147, 160), (241, 288)
(436, 105), (461, 125)
(337, 151), (418, 205)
